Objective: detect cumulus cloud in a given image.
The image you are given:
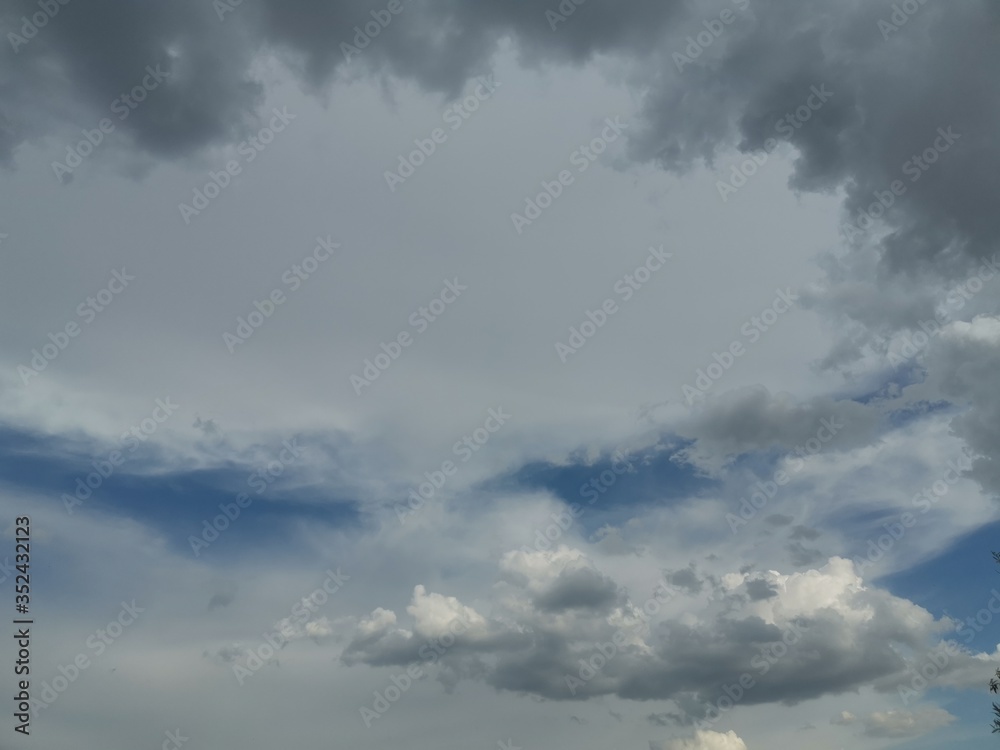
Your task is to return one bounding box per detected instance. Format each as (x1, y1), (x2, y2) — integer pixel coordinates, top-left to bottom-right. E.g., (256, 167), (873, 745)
(653, 729), (748, 750)
(499, 547), (622, 613)
(406, 583), (490, 638)
(339, 551), (982, 718)
(744, 578), (777, 601)
(273, 613), (334, 642)
(666, 564), (706, 595)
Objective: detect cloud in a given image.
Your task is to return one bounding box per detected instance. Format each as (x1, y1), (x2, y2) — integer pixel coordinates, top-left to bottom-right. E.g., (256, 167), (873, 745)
(406, 583), (490, 639)
(4, 2), (998, 413)
(340, 552), (977, 716)
(788, 525), (821, 541)
(666, 564), (705, 595)
(0, 0), (685, 167)
(862, 707), (956, 738)
(207, 591), (235, 611)
(676, 386), (881, 467)
(744, 578), (777, 601)
(764, 514), (794, 527)
(786, 541), (825, 568)
(833, 707), (956, 739)
(654, 729), (748, 750)
(830, 710), (855, 725)
(3, 1), (998, 747)
(5, 0), (997, 313)
(0, 0), (266, 164)
(499, 547), (623, 613)
(912, 316), (1000, 494)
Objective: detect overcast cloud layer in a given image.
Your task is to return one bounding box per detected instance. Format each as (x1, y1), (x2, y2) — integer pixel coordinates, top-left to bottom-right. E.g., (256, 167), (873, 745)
(1, 1), (999, 749)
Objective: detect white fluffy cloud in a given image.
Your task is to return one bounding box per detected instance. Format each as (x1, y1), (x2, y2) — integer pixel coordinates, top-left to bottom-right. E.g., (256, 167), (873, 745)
(655, 729), (748, 750)
(407, 584), (489, 640)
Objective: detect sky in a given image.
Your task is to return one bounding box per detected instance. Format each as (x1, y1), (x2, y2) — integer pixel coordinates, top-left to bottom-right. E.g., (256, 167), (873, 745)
(0, 0), (999, 748)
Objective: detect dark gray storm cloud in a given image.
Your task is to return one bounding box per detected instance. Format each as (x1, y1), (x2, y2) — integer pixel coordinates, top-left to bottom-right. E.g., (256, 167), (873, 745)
(0, 0), (263, 161)
(0, 0), (689, 163)
(5, 2), (997, 349)
(7, 0), (996, 291)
